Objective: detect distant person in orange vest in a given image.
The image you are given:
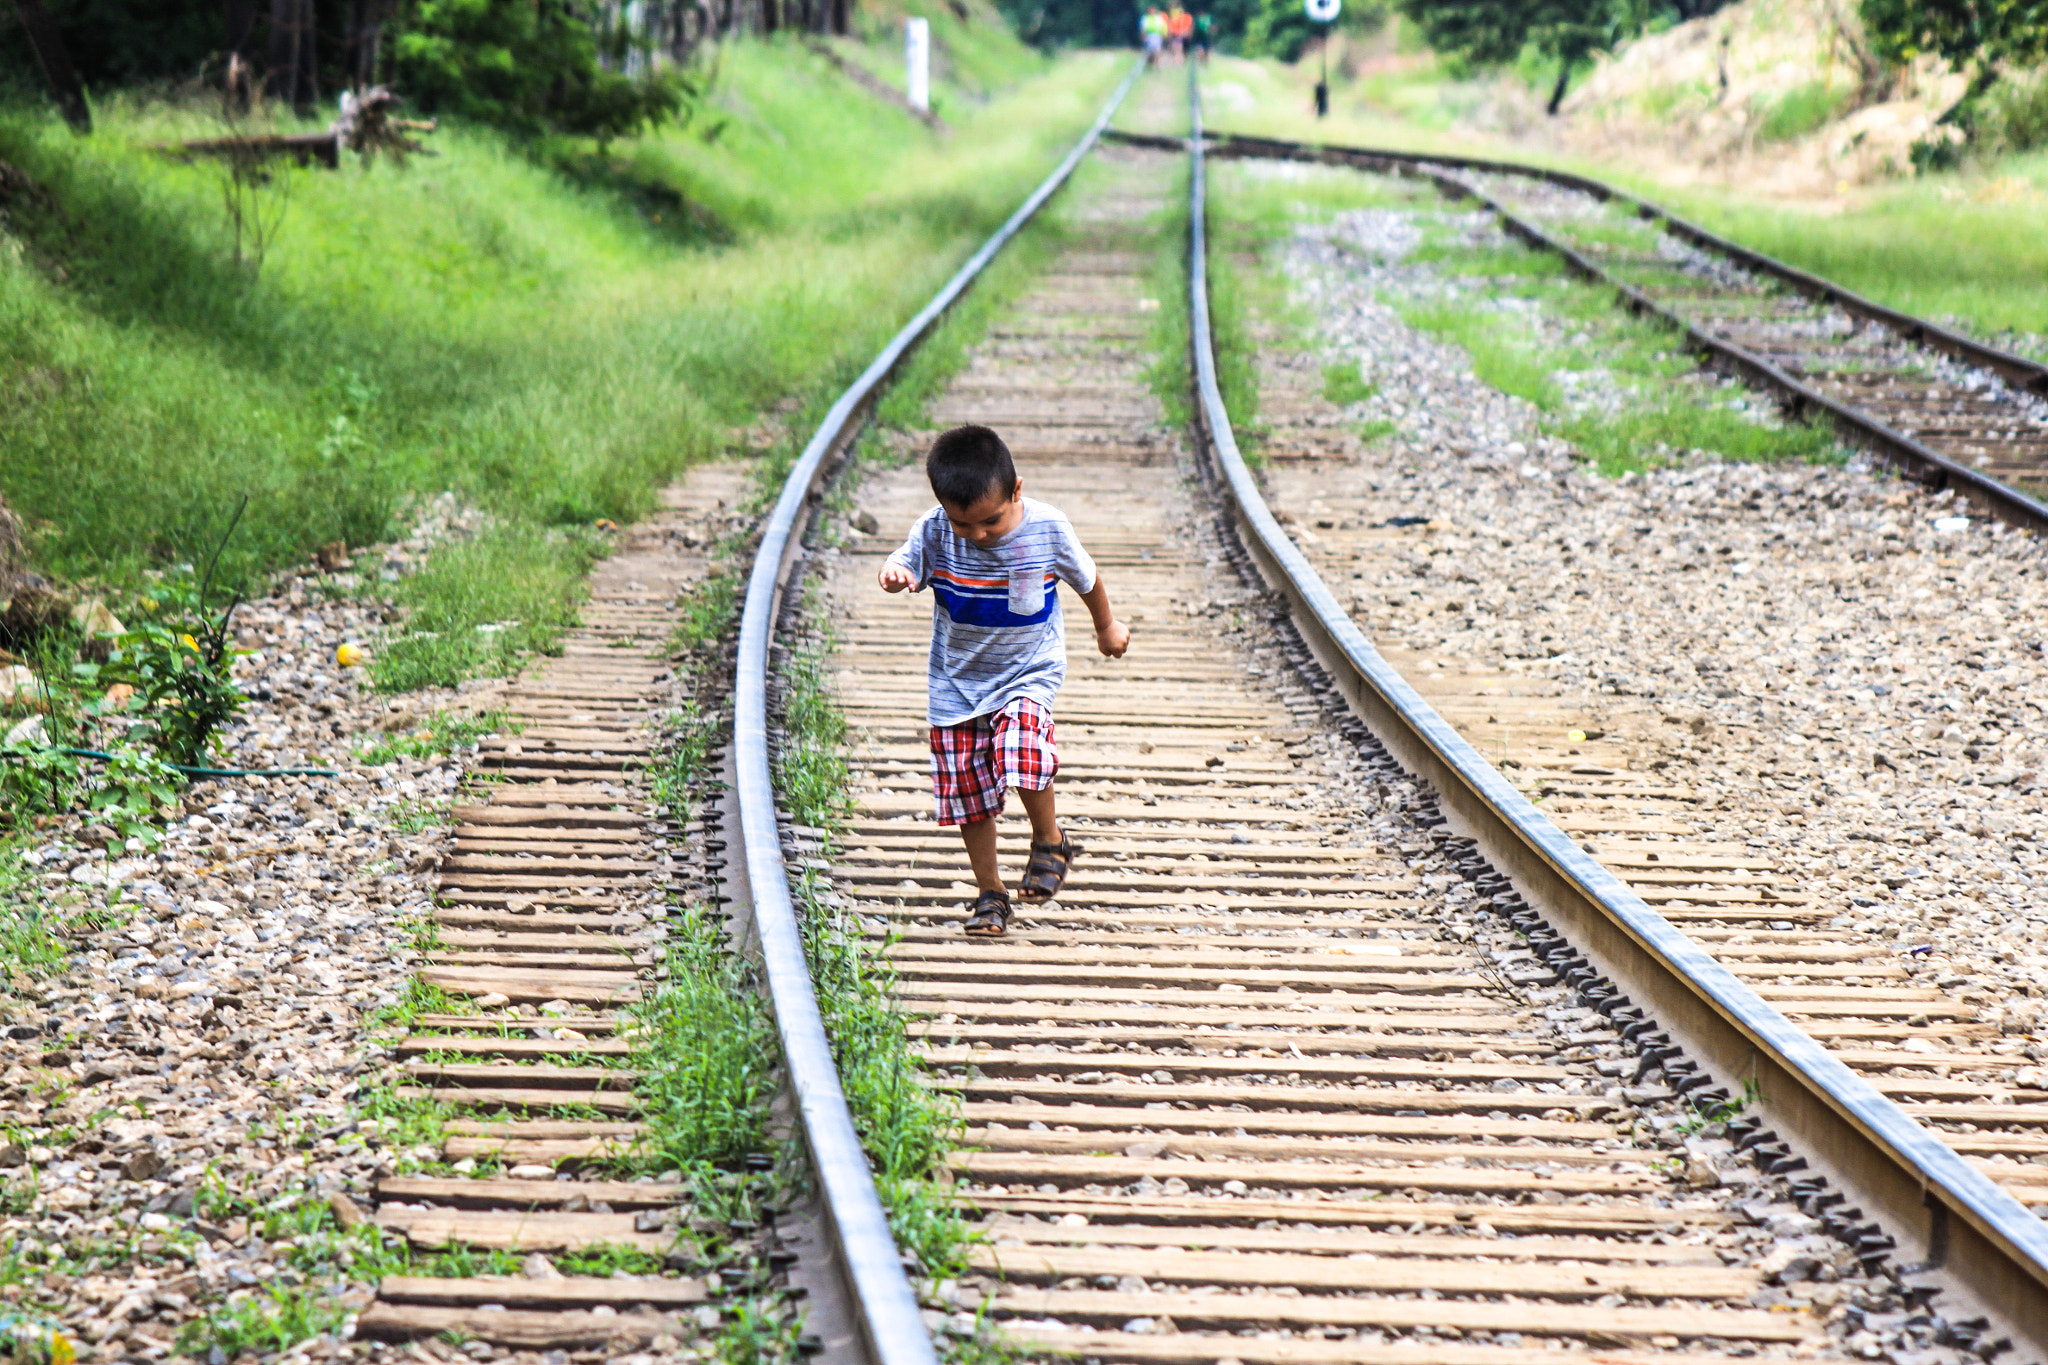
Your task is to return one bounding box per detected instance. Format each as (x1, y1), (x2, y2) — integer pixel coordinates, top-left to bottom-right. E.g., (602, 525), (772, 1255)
(1167, 5), (1193, 60)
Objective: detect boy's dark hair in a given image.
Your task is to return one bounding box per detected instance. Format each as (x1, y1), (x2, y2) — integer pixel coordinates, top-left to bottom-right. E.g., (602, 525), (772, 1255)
(926, 425), (1016, 509)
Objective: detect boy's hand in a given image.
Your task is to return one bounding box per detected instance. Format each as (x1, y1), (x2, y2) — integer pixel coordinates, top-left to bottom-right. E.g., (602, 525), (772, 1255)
(878, 564), (916, 593)
(1097, 619), (1131, 658)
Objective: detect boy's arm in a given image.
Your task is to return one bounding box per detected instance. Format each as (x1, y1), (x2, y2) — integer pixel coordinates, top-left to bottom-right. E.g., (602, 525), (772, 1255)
(1057, 517), (1127, 657)
(878, 522), (926, 593)
(1078, 576), (1129, 658)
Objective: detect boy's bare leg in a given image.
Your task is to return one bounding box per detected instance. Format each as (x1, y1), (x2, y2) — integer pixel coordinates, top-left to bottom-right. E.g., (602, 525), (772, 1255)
(1016, 784), (1062, 845)
(959, 817), (1004, 894)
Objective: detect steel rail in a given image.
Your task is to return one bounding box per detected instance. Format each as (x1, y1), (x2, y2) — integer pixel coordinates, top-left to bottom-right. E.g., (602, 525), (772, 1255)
(1112, 124), (2048, 534)
(731, 59), (1140, 1365)
(1182, 75), (2048, 1357)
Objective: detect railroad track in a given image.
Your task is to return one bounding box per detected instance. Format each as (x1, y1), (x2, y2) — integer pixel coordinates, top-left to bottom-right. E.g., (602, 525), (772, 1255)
(340, 61), (2048, 1365)
(822, 141), (1858, 1361)
(1103, 129), (2048, 530)
(728, 68), (2048, 1365)
(354, 468), (754, 1350)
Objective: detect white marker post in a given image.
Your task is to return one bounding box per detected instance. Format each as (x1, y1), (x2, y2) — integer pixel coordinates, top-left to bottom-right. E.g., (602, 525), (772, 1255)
(905, 17), (930, 113)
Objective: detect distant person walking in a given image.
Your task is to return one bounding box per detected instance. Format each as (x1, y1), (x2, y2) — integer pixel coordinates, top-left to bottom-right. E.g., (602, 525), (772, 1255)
(1166, 5), (1193, 60)
(1191, 10), (1213, 60)
(1140, 6), (1166, 64)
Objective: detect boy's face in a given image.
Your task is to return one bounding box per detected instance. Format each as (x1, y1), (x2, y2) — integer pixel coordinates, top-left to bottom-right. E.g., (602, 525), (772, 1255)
(939, 479), (1025, 549)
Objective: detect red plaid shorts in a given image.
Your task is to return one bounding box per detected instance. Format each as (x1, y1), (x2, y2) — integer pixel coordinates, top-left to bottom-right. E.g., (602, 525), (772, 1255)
(929, 698), (1058, 827)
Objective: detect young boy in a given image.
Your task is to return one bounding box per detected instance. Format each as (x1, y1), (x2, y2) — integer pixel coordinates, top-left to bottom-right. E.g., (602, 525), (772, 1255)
(878, 425), (1130, 938)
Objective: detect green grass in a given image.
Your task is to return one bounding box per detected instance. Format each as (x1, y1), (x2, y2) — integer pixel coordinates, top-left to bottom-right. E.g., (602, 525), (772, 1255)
(627, 900), (782, 1173)
(0, 831), (70, 985)
(1395, 277), (1838, 472)
(1658, 165), (2048, 346)
(174, 1281), (348, 1358)
(1396, 300), (1563, 410)
(775, 623), (967, 1278)
(356, 709), (509, 765)
(1561, 401), (1836, 477)
(365, 525), (606, 691)
(0, 41), (1128, 700)
(1322, 361), (1377, 406)
(1753, 81), (1851, 144)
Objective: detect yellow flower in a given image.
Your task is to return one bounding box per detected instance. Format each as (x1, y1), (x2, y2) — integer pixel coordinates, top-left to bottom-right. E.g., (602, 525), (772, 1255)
(51, 1332), (76, 1365)
(180, 633), (200, 651)
(336, 643), (364, 668)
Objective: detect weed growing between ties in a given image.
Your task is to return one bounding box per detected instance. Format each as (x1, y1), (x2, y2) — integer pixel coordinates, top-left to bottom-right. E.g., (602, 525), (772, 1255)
(355, 709), (512, 766)
(1147, 157), (1273, 461)
(771, 581), (971, 1287)
(362, 524), (607, 692)
(588, 549), (811, 1362)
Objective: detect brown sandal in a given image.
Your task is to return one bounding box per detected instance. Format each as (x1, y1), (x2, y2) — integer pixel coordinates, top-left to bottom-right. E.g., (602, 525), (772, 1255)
(1018, 834), (1080, 903)
(963, 888), (1013, 938)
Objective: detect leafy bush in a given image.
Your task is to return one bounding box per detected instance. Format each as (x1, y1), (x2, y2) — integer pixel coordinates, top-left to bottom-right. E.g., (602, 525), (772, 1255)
(101, 566), (248, 768)
(1862, 0), (2048, 146)
(0, 743), (83, 823)
(1976, 69), (2048, 155)
(391, 0), (697, 145)
(357, 710), (509, 765)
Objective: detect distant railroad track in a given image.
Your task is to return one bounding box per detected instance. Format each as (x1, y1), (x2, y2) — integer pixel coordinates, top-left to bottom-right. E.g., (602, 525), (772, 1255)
(1104, 127), (2048, 533)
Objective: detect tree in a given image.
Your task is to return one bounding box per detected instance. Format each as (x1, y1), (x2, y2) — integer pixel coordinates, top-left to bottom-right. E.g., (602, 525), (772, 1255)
(1859, 0), (2048, 126)
(10, 0), (92, 130)
(1395, 0), (1615, 112)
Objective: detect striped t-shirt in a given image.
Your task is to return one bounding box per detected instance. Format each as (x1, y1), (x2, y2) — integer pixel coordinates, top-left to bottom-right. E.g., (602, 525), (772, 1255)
(884, 498), (1099, 726)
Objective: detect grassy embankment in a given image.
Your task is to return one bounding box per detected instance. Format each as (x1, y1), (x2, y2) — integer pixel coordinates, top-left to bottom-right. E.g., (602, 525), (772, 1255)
(0, 25), (1122, 655)
(0, 25), (1124, 934)
(1195, 51), (2048, 351)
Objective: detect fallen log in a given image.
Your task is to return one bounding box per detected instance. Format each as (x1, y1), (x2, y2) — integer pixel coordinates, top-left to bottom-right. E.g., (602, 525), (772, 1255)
(154, 87), (436, 170)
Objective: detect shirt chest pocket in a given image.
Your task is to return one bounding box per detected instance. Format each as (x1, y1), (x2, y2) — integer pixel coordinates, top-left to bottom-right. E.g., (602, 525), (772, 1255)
(1007, 567), (1047, 616)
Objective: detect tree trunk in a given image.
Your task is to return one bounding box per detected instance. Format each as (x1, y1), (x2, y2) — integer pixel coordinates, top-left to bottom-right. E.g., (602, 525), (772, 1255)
(831, 0), (847, 35)
(12, 0), (92, 132)
(1546, 59), (1571, 116)
(295, 0), (320, 112)
(265, 0), (319, 112)
(266, 0), (298, 105)
(224, 0), (257, 58)
(347, 0), (389, 89)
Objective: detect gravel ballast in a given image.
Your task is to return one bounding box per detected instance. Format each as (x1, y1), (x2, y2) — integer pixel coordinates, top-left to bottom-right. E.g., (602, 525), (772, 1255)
(1260, 192), (2048, 1068)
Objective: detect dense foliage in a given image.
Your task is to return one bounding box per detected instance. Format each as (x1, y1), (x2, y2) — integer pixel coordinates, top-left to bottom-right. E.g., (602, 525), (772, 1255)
(0, 0), (693, 143)
(390, 0), (693, 142)
(1860, 0), (2048, 142)
(1393, 0), (1721, 111)
(1240, 0), (1387, 61)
